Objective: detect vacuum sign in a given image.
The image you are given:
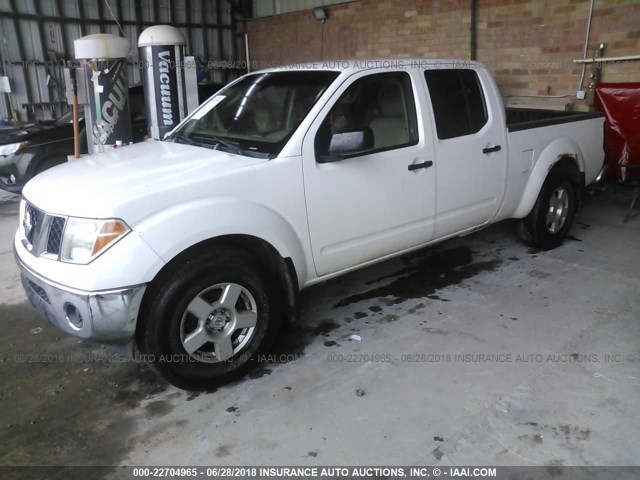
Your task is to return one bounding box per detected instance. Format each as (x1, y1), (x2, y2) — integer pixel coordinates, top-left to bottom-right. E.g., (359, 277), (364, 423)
(150, 46), (181, 139)
(157, 50), (177, 126)
(89, 59), (132, 147)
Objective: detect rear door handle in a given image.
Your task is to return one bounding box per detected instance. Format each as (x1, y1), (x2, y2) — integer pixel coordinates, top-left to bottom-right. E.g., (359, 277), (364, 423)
(482, 145), (502, 154)
(408, 160), (433, 171)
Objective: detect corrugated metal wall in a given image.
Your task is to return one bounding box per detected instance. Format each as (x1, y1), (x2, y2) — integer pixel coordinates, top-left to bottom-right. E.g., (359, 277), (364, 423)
(252, 0), (355, 18)
(0, 0), (244, 122)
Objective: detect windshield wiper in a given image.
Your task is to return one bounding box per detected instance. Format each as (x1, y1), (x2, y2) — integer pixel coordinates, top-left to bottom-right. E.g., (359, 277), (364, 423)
(169, 132), (271, 158)
(169, 132), (201, 147)
(190, 134), (243, 156)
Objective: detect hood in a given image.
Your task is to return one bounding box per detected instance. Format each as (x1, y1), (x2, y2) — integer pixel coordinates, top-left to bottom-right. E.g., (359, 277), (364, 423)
(22, 140), (269, 221)
(0, 122), (59, 144)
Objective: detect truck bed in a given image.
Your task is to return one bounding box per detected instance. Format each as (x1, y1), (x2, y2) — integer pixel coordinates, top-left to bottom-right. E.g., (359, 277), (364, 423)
(506, 108), (604, 132)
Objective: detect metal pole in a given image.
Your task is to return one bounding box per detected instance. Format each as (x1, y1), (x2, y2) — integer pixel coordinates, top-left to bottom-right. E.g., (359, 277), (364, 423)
(574, 54), (640, 64)
(245, 33), (250, 73)
(470, 0), (477, 61)
(577, 0), (595, 91)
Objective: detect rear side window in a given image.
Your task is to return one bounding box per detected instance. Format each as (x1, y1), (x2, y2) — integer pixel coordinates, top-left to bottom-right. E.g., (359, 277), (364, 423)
(424, 69), (488, 140)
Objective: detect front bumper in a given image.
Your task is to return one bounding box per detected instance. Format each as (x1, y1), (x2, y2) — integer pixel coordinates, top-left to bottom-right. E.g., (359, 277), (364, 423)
(15, 247), (147, 349)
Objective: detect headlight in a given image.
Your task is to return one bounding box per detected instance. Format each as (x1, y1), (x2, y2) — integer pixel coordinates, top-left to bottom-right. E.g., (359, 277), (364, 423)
(0, 141), (28, 156)
(60, 218), (130, 264)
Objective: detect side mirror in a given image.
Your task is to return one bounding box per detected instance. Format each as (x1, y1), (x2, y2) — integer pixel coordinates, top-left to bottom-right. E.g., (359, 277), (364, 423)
(327, 128), (374, 157)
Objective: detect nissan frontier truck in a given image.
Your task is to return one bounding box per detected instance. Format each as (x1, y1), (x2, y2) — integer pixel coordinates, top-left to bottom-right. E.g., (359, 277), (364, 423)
(15, 60), (604, 389)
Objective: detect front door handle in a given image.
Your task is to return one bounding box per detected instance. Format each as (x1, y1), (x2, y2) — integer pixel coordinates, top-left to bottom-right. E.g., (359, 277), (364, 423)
(408, 160), (433, 171)
(482, 145), (502, 154)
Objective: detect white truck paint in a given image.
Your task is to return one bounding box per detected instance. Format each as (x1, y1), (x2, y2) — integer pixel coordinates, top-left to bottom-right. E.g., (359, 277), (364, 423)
(14, 60), (604, 388)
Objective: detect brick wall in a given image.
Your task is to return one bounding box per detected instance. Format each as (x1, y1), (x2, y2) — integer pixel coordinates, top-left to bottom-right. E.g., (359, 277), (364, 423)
(246, 0), (640, 108)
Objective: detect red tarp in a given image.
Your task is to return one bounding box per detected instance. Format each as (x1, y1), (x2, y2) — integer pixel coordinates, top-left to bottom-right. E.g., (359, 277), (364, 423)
(595, 83), (640, 182)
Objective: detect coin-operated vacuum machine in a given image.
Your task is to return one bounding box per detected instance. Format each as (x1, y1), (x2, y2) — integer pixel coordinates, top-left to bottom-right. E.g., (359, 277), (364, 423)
(74, 34), (133, 154)
(138, 25), (190, 140)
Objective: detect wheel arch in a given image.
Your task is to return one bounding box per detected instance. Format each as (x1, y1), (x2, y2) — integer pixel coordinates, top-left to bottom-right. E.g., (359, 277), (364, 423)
(513, 137), (585, 218)
(136, 234), (300, 345)
(26, 148), (70, 178)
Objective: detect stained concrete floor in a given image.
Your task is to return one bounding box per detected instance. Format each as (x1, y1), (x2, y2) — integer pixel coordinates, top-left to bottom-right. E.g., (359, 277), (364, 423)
(0, 187), (639, 476)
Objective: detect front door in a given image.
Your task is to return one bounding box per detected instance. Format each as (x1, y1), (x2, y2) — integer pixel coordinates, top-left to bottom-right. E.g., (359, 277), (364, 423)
(302, 70), (436, 277)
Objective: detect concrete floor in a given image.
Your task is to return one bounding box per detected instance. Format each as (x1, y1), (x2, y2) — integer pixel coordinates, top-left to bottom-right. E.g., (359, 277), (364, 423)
(0, 187), (639, 473)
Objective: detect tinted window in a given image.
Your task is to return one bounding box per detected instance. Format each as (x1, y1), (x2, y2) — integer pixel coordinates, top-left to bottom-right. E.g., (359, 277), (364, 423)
(424, 69), (488, 139)
(315, 72), (418, 158)
(53, 106), (84, 125)
(174, 71), (339, 157)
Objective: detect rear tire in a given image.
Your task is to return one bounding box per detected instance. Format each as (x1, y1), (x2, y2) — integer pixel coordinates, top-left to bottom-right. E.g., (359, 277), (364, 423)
(138, 248), (282, 390)
(518, 170), (576, 250)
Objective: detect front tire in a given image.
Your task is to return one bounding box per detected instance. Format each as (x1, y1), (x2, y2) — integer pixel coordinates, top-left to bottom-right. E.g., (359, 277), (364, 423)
(138, 248), (282, 390)
(518, 171), (576, 250)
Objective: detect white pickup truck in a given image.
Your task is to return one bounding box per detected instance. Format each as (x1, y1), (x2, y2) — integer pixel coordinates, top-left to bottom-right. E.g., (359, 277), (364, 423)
(15, 60), (604, 389)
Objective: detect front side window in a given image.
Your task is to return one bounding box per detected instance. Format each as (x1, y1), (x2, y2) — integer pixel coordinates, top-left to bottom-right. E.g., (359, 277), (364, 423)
(54, 106), (85, 125)
(315, 72), (418, 159)
(171, 71), (339, 158)
(424, 69), (488, 140)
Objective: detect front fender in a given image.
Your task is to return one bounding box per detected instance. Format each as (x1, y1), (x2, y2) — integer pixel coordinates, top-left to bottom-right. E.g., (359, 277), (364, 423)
(135, 197), (308, 286)
(513, 137), (584, 219)
(26, 146), (72, 177)
(0, 151), (36, 184)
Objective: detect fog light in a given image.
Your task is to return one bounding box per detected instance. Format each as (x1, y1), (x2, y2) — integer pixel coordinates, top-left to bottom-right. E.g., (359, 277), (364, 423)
(64, 303), (83, 328)
(9, 174), (16, 184)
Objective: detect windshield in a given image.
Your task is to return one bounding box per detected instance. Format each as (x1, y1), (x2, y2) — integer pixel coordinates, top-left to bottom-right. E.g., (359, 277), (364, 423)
(53, 107), (84, 126)
(168, 71), (340, 158)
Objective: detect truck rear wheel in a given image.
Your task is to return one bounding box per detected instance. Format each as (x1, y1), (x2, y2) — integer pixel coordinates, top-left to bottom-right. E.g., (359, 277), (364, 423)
(518, 170), (576, 250)
(138, 248), (282, 390)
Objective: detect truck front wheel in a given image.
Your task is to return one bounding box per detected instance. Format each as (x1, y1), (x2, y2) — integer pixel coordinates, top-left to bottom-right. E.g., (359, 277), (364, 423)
(518, 171), (577, 250)
(138, 248), (282, 390)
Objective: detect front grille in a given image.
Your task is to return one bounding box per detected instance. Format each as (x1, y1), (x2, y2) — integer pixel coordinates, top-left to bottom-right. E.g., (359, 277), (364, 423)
(24, 203), (44, 245)
(46, 216), (65, 255)
(22, 202), (66, 258)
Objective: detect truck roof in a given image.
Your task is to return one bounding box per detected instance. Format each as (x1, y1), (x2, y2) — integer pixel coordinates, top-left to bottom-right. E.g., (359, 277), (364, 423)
(258, 58), (486, 74)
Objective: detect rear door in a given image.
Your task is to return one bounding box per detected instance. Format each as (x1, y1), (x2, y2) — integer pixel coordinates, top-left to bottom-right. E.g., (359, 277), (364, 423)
(423, 68), (507, 238)
(302, 70), (436, 277)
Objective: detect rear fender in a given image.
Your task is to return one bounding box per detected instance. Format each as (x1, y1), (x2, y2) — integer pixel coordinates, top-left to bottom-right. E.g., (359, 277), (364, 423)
(513, 138), (584, 219)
